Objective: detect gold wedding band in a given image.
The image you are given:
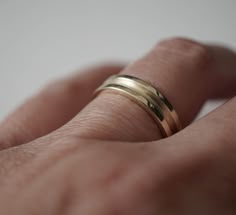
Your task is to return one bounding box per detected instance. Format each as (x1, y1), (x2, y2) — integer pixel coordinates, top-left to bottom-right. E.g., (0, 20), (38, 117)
(95, 75), (182, 137)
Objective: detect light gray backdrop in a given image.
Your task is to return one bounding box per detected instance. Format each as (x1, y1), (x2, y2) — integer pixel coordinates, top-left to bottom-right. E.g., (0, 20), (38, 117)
(1, 0), (235, 120)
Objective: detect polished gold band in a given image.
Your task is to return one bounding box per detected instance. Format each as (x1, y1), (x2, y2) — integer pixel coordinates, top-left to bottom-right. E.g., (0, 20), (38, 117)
(95, 75), (182, 137)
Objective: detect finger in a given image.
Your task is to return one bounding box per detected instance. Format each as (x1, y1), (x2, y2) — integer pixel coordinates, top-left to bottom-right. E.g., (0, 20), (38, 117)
(0, 64), (124, 149)
(139, 98), (236, 214)
(169, 96), (236, 147)
(60, 38), (236, 142)
(206, 45), (236, 99)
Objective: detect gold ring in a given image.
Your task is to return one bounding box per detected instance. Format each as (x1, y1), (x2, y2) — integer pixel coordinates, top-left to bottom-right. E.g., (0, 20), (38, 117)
(95, 75), (182, 137)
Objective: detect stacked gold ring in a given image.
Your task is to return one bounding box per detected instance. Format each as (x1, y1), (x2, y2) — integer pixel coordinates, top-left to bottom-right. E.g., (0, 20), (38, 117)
(95, 75), (182, 137)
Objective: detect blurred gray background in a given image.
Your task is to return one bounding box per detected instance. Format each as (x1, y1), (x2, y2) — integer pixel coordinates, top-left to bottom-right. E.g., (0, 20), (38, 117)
(1, 0), (236, 120)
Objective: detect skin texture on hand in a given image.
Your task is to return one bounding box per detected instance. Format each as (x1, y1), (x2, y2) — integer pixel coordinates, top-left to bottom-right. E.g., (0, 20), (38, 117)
(0, 38), (236, 215)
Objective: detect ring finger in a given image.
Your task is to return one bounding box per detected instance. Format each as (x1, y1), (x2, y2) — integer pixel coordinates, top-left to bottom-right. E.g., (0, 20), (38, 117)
(60, 37), (236, 142)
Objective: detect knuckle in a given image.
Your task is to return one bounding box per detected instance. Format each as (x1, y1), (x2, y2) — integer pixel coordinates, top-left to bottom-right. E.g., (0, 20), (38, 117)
(156, 37), (212, 69)
(157, 37), (198, 47)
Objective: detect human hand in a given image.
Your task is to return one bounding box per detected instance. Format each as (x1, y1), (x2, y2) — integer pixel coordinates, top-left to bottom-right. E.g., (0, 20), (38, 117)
(0, 38), (236, 214)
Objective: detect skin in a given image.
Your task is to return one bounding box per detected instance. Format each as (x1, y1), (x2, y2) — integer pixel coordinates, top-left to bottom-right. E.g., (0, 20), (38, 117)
(0, 37), (236, 214)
